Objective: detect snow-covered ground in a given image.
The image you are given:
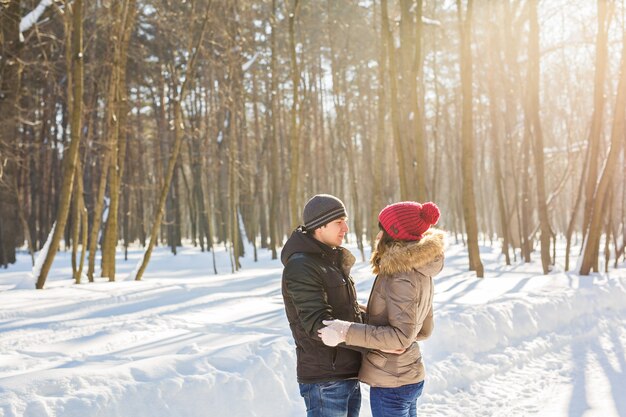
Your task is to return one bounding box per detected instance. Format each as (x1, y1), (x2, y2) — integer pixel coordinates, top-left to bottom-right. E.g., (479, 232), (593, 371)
(0, 238), (625, 417)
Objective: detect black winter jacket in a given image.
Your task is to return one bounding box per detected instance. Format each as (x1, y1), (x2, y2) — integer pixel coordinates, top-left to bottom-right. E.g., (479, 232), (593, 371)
(281, 228), (363, 383)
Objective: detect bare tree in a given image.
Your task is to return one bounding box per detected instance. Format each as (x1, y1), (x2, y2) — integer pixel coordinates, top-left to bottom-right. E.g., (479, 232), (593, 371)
(457, 0), (484, 277)
(566, 0), (611, 270)
(287, 0), (301, 228)
(487, 1), (511, 265)
(36, 0), (84, 289)
(101, 0), (137, 281)
(527, 0), (552, 274)
(580, 28), (626, 275)
(134, 2), (212, 281)
(582, 0), (612, 243)
(0, 0), (23, 267)
(382, 0), (409, 200)
(268, 0), (281, 258)
(2, 0), (625, 281)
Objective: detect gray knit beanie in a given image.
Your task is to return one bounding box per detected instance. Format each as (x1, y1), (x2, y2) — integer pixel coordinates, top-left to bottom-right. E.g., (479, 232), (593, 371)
(303, 194), (347, 230)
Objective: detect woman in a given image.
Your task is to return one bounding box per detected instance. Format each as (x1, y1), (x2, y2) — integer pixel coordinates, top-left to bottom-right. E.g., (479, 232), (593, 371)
(319, 201), (445, 417)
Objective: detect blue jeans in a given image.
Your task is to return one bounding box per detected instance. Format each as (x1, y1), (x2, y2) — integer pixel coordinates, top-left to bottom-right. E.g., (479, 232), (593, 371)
(299, 379), (361, 417)
(369, 381), (425, 417)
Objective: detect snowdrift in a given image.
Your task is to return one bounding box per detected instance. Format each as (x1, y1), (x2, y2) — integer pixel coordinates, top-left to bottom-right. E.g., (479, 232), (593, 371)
(0, 242), (624, 417)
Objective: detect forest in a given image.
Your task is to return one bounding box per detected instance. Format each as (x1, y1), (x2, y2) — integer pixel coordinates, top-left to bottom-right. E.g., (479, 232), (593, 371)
(0, 0), (624, 288)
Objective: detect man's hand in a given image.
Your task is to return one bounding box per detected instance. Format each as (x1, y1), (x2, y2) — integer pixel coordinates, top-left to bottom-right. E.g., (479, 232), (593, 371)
(318, 319), (352, 346)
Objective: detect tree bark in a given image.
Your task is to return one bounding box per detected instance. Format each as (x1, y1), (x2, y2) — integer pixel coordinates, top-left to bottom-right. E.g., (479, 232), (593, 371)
(371, 0), (387, 250)
(580, 29), (626, 275)
(382, 0), (409, 200)
(487, 3), (511, 265)
(268, 0), (281, 259)
(288, 0), (301, 229)
(527, 0), (552, 274)
(71, 159), (87, 282)
(582, 0), (611, 242)
(0, 0), (22, 267)
(407, 0), (427, 201)
(36, 0), (84, 289)
(14, 173), (35, 266)
(101, 0), (137, 281)
(565, 145), (588, 271)
(457, 0), (484, 277)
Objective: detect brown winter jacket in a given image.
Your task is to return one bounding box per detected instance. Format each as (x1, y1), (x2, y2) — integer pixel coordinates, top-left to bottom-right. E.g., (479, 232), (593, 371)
(345, 229), (445, 388)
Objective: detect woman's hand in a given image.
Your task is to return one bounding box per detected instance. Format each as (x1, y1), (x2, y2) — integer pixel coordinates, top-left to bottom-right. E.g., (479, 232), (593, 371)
(318, 319), (352, 346)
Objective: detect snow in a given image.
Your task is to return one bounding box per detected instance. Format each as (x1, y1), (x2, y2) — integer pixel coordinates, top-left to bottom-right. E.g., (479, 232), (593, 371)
(17, 222), (56, 290)
(242, 53), (260, 72)
(0, 239), (625, 417)
(19, 0), (53, 34)
(422, 16), (442, 27)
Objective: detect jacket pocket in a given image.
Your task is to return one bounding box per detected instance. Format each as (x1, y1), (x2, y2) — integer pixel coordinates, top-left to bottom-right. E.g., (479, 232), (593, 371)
(365, 343), (422, 378)
(365, 350), (388, 370)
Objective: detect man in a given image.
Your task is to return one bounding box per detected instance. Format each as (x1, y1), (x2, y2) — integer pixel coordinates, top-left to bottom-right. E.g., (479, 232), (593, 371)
(281, 194), (363, 417)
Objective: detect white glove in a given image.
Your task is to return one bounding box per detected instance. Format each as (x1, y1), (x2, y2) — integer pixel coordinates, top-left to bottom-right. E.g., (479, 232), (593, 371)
(318, 319), (352, 347)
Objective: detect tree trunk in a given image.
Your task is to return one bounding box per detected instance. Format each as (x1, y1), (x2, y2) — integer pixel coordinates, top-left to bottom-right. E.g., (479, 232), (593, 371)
(200, 158), (218, 275)
(580, 29), (626, 275)
(457, 0), (483, 277)
(407, 0), (427, 201)
(381, 0), (409, 200)
(86, 150), (110, 281)
(370, 0), (387, 250)
(487, 1), (511, 265)
(288, 0), (301, 229)
(101, 0), (137, 281)
(0, 0), (22, 267)
(191, 142), (208, 251)
(13, 173), (35, 266)
(36, 0), (84, 289)
(565, 146), (588, 271)
(268, 0), (281, 259)
(604, 187), (613, 273)
(582, 0), (611, 242)
(520, 116), (533, 262)
(528, 0), (552, 274)
(71, 159), (87, 282)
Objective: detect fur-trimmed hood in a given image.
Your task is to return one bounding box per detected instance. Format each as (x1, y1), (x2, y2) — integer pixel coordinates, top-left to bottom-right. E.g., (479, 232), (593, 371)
(372, 228), (446, 276)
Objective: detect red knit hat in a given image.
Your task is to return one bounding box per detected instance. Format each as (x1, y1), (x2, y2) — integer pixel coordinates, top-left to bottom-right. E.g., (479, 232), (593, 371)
(378, 201), (440, 241)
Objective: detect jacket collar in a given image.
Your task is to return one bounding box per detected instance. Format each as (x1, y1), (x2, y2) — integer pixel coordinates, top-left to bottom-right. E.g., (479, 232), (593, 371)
(281, 228), (356, 276)
(372, 229), (445, 276)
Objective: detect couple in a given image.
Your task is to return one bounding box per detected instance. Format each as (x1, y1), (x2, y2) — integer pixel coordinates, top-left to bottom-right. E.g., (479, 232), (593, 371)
(281, 194), (445, 417)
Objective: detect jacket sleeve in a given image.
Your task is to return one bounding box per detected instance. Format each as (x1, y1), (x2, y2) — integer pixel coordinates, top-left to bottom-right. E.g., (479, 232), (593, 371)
(415, 306), (433, 341)
(283, 258), (334, 339)
(345, 275), (431, 350)
(413, 257), (440, 341)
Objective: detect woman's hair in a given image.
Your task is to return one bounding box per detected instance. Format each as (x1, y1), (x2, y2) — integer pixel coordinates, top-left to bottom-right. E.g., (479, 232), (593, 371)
(370, 223), (396, 275)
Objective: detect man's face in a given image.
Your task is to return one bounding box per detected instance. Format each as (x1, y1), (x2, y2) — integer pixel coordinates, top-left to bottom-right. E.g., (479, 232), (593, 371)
(314, 217), (349, 248)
